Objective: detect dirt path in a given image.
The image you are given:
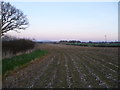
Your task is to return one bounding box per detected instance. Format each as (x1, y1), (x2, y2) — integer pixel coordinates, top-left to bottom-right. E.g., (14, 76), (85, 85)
(3, 44), (118, 88)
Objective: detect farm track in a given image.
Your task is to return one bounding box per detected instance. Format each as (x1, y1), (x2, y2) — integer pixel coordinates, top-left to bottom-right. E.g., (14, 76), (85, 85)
(3, 44), (118, 88)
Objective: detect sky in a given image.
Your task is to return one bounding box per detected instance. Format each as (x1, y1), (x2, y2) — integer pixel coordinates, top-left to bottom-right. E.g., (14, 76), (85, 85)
(6, 1), (118, 42)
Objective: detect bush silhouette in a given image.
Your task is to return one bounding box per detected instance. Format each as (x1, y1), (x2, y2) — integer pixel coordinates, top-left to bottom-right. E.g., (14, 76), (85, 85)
(2, 39), (35, 54)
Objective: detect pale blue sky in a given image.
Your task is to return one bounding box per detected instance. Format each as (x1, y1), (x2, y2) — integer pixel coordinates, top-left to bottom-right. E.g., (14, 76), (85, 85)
(7, 2), (118, 42)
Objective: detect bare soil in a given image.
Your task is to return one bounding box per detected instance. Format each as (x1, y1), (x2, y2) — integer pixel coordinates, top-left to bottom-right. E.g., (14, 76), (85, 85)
(2, 44), (118, 88)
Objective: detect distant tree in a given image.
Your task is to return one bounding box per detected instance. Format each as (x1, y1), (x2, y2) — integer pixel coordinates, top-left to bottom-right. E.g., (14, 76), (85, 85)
(89, 41), (92, 43)
(59, 40), (68, 43)
(1, 1), (29, 37)
(69, 40), (76, 43)
(76, 40), (81, 43)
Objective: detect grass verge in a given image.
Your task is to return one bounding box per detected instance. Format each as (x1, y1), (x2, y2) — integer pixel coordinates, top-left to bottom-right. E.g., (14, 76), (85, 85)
(2, 50), (48, 76)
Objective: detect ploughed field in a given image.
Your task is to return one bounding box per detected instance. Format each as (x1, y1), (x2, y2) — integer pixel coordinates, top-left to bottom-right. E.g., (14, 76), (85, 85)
(3, 44), (118, 88)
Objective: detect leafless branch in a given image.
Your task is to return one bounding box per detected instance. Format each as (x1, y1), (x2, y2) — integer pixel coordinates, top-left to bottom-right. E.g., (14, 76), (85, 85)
(1, 1), (29, 36)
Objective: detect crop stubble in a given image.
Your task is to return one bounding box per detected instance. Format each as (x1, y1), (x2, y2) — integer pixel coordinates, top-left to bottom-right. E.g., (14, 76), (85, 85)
(3, 44), (118, 88)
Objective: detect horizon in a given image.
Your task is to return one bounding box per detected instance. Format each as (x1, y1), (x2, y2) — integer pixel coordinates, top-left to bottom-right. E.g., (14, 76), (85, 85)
(34, 39), (119, 42)
(5, 2), (118, 42)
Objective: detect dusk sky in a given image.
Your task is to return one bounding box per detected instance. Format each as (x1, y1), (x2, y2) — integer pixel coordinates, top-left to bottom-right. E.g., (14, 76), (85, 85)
(6, 1), (118, 42)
